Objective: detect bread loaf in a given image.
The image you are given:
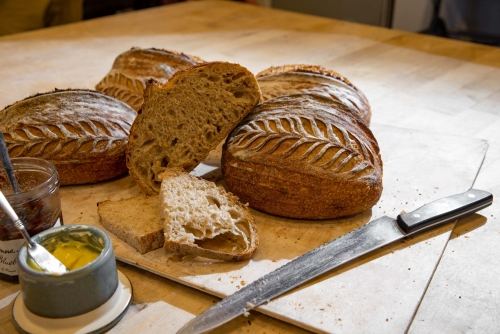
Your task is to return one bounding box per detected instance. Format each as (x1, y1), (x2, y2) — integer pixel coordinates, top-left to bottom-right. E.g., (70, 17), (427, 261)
(159, 167), (258, 262)
(126, 61), (261, 195)
(96, 47), (204, 111)
(222, 94), (383, 219)
(257, 64), (372, 125)
(97, 195), (164, 254)
(0, 89), (136, 185)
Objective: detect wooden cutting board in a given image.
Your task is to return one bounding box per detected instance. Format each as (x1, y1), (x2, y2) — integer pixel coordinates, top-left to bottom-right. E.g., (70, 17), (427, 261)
(60, 123), (487, 333)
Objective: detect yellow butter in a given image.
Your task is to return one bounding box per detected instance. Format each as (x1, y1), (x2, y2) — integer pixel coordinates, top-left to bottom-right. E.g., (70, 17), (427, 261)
(51, 240), (101, 270)
(29, 233), (102, 272)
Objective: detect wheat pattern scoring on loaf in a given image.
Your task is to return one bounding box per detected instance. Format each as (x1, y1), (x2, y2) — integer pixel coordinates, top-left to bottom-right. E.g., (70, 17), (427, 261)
(96, 72), (145, 111)
(229, 114), (377, 180)
(0, 89), (136, 185)
(3, 117), (129, 159)
(222, 94), (383, 219)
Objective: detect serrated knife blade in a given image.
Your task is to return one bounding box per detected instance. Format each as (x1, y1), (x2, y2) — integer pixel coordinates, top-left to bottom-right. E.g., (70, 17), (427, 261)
(177, 189), (493, 334)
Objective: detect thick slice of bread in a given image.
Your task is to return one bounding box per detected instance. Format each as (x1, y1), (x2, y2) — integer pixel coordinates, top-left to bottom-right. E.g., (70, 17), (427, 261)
(159, 167), (258, 262)
(126, 61), (261, 195)
(97, 195), (164, 254)
(256, 64), (372, 125)
(96, 47), (204, 111)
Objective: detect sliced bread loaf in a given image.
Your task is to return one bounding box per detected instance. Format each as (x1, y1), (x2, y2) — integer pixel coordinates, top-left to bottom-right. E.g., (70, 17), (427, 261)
(126, 61), (261, 195)
(159, 167), (258, 262)
(97, 195), (164, 254)
(96, 47), (204, 111)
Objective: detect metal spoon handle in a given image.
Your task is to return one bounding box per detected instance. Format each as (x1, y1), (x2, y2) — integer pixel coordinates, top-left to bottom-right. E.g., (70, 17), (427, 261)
(0, 133), (20, 193)
(13, 219), (37, 249)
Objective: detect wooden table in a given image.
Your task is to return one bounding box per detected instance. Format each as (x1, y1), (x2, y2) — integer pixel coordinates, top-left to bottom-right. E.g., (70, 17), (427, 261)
(1, 1), (499, 333)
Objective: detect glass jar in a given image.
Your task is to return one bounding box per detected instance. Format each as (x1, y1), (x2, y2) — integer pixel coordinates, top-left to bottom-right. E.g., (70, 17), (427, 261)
(0, 157), (63, 282)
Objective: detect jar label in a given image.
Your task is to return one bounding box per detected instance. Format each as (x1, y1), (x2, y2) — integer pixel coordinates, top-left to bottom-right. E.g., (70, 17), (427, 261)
(0, 218), (61, 276)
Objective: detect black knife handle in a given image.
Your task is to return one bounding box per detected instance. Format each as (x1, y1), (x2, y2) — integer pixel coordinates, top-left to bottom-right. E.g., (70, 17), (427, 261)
(396, 189), (493, 235)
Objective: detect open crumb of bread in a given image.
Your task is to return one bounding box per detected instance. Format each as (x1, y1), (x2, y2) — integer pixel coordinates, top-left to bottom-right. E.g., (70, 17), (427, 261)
(126, 61), (261, 195)
(127, 62), (260, 195)
(97, 195), (164, 254)
(159, 167), (258, 262)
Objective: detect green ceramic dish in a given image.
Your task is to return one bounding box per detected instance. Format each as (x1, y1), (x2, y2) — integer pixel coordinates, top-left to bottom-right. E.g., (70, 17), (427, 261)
(17, 224), (118, 318)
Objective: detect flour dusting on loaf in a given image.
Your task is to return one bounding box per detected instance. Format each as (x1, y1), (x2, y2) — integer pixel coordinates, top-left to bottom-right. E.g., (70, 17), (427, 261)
(0, 89), (136, 185)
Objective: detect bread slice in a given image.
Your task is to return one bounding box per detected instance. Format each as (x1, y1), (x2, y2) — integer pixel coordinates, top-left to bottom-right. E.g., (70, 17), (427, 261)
(256, 64), (372, 125)
(126, 61), (261, 195)
(159, 167), (258, 262)
(97, 195), (164, 254)
(96, 47), (204, 111)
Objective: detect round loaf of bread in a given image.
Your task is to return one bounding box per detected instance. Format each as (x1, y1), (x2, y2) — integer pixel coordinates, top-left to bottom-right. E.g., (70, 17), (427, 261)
(257, 64), (372, 125)
(222, 94), (383, 219)
(96, 47), (204, 111)
(0, 89), (136, 185)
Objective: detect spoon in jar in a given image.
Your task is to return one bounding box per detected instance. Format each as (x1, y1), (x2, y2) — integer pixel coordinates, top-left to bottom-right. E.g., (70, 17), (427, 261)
(0, 134), (67, 275)
(0, 190), (68, 275)
(0, 133), (20, 194)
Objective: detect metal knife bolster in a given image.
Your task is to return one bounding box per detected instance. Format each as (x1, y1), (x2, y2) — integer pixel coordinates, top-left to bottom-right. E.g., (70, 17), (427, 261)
(397, 189), (493, 234)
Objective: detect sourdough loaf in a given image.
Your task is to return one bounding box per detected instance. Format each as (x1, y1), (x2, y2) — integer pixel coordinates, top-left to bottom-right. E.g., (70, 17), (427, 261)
(222, 94), (383, 219)
(97, 195), (163, 254)
(159, 167), (258, 262)
(0, 89), (136, 185)
(126, 61), (261, 195)
(96, 47), (204, 111)
(257, 64), (372, 125)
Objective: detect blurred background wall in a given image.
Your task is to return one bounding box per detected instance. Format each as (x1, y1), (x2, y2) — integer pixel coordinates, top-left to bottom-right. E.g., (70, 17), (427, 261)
(1, 0), (499, 46)
(268, 0), (500, 46)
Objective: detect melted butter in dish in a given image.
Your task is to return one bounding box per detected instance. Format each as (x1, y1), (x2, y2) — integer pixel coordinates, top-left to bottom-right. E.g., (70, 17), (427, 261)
(29, 232), (103, 271)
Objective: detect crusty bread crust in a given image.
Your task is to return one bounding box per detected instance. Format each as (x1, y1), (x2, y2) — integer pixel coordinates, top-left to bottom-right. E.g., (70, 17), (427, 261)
(159, 167), (258, 262)
(256, 64), (371, 125)
(0, 89), (136, 185)
(222, 94), (383, 219)
(96, 47), (204, 111)
(257, 64), (355, 88)
(126, 61), (261, 195)
(166, 241), (256, 262)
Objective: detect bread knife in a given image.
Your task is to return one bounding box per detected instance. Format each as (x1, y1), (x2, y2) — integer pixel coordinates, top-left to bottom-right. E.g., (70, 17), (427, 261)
(177, 189), (493, 334)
